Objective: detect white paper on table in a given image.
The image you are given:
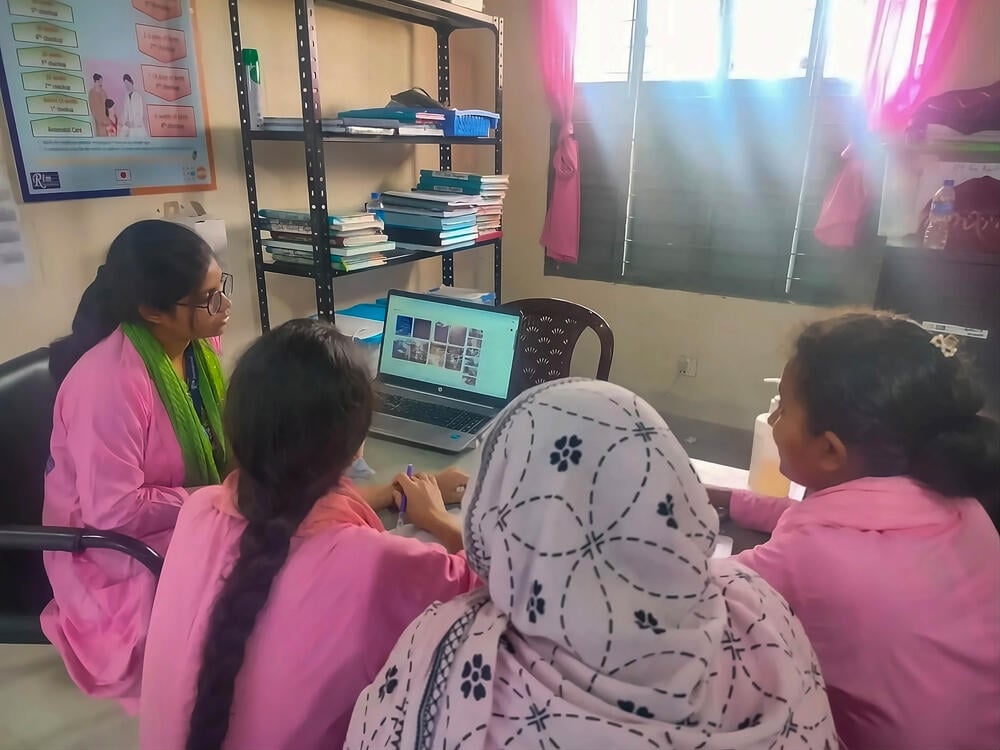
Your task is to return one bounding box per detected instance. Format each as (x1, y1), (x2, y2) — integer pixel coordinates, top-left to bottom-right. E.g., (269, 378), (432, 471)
(692, 459), (749, 491)
(693, 459), (805, 502)
(0, 164), (28, 286)
(712, 535), (734, 558)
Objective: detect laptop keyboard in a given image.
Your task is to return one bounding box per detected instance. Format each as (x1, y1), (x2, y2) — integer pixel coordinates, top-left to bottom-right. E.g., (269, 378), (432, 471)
(379, 394), (491, 434)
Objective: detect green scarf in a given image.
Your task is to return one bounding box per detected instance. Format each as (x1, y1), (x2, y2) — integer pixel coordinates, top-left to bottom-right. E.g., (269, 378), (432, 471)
(122, 322), (227, 486)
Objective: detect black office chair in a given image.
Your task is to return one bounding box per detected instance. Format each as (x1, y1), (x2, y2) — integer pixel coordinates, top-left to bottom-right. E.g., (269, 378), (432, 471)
(0, 348), (163, 644)
(500, 298), (615, 397)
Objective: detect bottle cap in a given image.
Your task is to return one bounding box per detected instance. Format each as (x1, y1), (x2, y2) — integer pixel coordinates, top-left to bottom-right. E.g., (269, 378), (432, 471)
(241, 48), (259, 65)
(763, 379), (781, 415)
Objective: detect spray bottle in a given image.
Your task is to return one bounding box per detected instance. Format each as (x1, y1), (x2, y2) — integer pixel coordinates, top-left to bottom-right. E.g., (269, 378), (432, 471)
(242, 48), (264, 129)
(748, 378), (792, 498)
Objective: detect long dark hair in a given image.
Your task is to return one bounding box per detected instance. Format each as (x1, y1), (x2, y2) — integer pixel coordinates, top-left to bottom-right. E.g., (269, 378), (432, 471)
(792, 312), (1000, 501)
(185, 319), (373, 750)
(49, 220), (214, 382)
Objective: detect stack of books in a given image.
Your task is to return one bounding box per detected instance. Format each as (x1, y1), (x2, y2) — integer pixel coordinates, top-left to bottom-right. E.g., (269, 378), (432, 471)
(259, 209), (413, 271)
(377, 191), (483, 252)
(335, 108), (447, 137)
(415, 170), (509, 240)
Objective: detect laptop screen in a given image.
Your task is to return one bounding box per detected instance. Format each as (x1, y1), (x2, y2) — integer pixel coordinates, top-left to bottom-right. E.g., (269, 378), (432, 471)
(379, 292), (520, 401)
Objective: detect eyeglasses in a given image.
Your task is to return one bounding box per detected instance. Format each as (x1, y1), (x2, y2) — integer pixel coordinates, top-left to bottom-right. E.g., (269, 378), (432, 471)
(176, 272), (233, 316)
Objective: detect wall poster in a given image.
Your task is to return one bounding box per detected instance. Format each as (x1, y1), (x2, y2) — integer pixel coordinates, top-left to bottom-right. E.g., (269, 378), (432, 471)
(0, 0), (215, 202)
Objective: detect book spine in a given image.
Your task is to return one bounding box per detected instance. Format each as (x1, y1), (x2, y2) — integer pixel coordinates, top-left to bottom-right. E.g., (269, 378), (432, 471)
(262, 222), (309, 234)
(418, 182), (480, 196)
(421, 170), (482, 183)
(333, 259), (385, 271)
(259, 209), (300, 220)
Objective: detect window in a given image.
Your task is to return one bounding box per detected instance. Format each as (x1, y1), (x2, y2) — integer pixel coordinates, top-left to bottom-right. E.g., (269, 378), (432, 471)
(824, 0), (877, 85)
(729, 0), (816, 80)
(560, 0), (883, 306)
(644, 1), (721, 81)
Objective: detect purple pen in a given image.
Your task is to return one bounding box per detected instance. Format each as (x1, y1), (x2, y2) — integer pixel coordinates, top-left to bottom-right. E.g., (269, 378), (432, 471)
(396, 463), (414, 528)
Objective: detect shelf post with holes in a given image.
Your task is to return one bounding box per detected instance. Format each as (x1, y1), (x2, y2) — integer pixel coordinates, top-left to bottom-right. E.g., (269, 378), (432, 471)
(436, 25), (455, 287)
(295, 0), (336, 321)
(229, 0), (270, 330)
(493, 16), (503, 300)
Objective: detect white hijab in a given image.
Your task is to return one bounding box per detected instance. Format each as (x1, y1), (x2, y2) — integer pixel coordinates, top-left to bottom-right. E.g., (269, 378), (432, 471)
(347, 380), (836, 750)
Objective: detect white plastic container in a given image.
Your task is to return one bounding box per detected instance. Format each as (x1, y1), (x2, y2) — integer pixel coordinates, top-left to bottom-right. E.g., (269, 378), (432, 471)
(748, 378), (792, 498)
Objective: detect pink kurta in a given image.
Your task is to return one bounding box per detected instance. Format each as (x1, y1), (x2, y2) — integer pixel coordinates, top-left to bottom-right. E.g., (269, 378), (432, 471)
(732, 477), (1000, 750)
(41, 328), (191, 710)
(139, 476), (476, 750)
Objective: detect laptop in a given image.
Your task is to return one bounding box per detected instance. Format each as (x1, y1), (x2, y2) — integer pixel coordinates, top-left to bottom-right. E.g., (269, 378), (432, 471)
(370, 289), (521, 453)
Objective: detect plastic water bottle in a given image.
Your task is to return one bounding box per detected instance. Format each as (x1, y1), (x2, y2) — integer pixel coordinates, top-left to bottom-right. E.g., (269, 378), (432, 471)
(366, 192), (385, 220)
(923, 179), (956, 250)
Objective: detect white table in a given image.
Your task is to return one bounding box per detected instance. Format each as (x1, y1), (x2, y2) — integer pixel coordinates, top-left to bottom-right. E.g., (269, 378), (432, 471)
(361, 437), (769, 553)
(360, 437), (753, 495)
(361, 436), (482, 483)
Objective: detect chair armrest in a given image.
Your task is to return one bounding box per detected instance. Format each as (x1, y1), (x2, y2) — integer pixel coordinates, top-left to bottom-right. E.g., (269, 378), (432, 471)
(0, 525), (83, 553)
(0, 525), (163, 577)
(81, 530), (163, 577)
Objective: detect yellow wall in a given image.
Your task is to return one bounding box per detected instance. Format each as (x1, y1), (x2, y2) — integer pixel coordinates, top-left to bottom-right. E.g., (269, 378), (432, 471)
(2, 0), (997, 431)
(487, 0), (1000, 429)
(0, 0), (496, 363)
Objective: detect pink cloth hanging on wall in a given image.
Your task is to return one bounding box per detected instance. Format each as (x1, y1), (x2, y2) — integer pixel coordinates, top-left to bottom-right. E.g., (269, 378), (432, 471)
(814, 144), (872, 248)
(815, 0), (968, 248)
(534, 0), (580, 264)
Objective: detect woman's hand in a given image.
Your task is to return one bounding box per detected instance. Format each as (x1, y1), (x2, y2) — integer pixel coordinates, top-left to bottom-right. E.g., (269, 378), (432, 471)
(393, 472), (447, 526)
(706, 487), (732, 522)
(435, 467), (469, 505)
(394, 472), (464, 553)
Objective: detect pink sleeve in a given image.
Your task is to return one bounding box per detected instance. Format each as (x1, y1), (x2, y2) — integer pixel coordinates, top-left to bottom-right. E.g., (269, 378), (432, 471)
(363, 534), (477, 679)
(731, 530), (800, 602)
(70, 369), (188, 534)
(730, 490), (798, 533)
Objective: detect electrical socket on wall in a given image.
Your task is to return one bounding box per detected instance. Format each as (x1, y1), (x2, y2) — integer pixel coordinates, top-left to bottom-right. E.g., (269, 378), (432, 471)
(678, 356), (698, 377)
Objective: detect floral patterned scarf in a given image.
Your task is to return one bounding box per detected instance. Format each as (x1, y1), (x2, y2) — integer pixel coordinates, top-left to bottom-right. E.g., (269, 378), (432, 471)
(346, 380), (837, 750)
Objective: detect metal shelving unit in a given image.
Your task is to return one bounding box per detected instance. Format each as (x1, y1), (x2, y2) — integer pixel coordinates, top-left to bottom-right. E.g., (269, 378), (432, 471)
(228, 0), (504, 331)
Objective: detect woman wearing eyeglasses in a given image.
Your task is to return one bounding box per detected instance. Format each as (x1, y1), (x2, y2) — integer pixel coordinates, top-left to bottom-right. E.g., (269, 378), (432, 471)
(42, 219), (232, 711)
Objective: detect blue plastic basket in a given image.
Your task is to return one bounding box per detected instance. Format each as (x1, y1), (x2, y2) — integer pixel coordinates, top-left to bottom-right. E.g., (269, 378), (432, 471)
(441, 109), (500, 137)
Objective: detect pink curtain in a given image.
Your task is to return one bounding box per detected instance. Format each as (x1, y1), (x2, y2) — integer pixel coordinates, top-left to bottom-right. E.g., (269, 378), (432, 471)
(815, 0), (967, 248)
(863, 0), (968, 132)
(534, 0), (580, 264)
